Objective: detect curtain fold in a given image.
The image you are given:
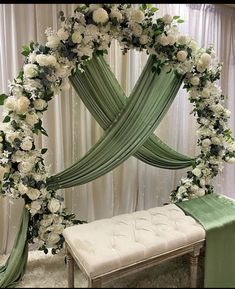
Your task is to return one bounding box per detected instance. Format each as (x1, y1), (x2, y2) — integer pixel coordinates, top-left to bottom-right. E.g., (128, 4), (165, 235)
(69, 54), (194, 169)
(48, 56), (184, 189)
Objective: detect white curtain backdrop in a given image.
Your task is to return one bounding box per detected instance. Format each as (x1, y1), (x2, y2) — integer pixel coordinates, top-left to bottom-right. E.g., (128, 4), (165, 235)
(0, 3), (234, 254)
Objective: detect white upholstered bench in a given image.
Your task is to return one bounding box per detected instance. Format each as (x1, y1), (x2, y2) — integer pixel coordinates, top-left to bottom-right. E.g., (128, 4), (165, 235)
(63, 204), (205, 288)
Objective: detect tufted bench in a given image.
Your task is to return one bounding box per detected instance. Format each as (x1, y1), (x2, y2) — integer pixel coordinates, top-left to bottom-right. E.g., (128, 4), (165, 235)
(63, 204), (205, 288)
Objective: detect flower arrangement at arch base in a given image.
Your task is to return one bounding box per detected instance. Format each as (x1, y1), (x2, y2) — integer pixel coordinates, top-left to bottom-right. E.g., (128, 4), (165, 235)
(0, 3), (235, 255)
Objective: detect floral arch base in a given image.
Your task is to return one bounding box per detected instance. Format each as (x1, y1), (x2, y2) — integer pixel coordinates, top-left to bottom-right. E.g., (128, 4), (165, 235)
(0, 4), (235, 258)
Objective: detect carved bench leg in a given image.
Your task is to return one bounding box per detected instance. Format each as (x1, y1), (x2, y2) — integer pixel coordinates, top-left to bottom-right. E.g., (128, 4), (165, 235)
(88, 277), (102, 288)
(67, 249), (74, 288)
(190, 247), (200, 288)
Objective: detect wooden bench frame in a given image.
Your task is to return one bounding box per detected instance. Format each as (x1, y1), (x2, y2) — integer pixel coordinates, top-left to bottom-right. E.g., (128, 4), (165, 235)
(66, 239), (205, 288)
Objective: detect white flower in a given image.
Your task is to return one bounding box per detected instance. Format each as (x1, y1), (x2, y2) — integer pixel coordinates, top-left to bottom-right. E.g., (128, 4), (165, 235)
(47, 232), (60, 246)
(167, 34), (176, 45)
(89, 4), (102, 11)
(177, 50), (187, 62)
(29, 201), (41, 216)
(178, 186), (186, 195)
(57, 28), (69, 41)
(192, 167), (202, 177)
(16, 96), (30, 114)
(0, 165), (9, 181)
(28, 52), (37, 64)
(201, 138), (211, 148)
(188, 39), (198, 52)
(162, 14), (173, 24)
(71, 31), (82, 44)
(21, 137), (33, 151)
(92, 8), (109, 24)
(201, 88), (210, 98)
(129, 9), (145, 23)
(26, 187), (41, 200)
(5, 131), (21, 144)
(18, 182), (29, 195)
(46, 35), (61, 49)
(48, 198), (61, 213)
(48, 224), (64, 234)
(200, 53), (212, 67)
(86, 24), (99, 36)
(33, 99), (47, 110)
(18, 161), (34, 174)
(24, 64), (38, 78)
(5, 96), (16, 111)
(159, 35), (169, 46)
(77, 46), (93, 58)
(36, 54), (57, 67)
(211, 137), (221, 145)
(177, 35), (188, 45)
(110, 8), (123, 21)
(130, 23), (142, 37)
(139, 34), (149, 45)
(196, 60), (206, 73)
(190, 76), (200, 86)
(25, 112), (39, 127)
(224, 109), (231, 117)
(40, 215), (54, 227)
(195, 188), (205, 197)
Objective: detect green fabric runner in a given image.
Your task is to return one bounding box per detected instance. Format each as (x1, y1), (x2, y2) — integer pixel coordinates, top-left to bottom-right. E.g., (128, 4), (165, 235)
(0, 208), (29, 288)
(69, 55), (194, 169)
(177, 193), (235, 288)
(47, 56), (185, 189)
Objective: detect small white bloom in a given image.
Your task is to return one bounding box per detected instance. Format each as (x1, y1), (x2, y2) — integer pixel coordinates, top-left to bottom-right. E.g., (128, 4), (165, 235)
(201, 88), (210, 98)
(159, 35), (169, 46)
(33, 99), (47, 110)
(201, 138), (211, 148)
(200, 53), (212, 67)
(196, 60), (206, 73)
(224, 109), (231, 118)
(26, 187), (41, 200)
(196, 188), (205, 197)
(29, 200), (41, 215)
(36, 54), (57, 67)
(177, 50), (187, 62)
(162, 14), (173, 24)
(24, 64), (38, 78)
(177, 35), (187, 45)
(188, 39), (198, 52)
(25, 112), (39, 127)
(167, 34), (176, 45)
(57, 28), (69, 41)
(192, 167), (202, 177)
(92, 8), (109, 24)
(71, 31), (82, 44)
(5, 96), (16, 111)
(46, 35), (61, 49)
(129, 9), (145, 23)
(21, 136), (33, 151)
(190, 76), (200, 86)
(40, 215), (54, 227)
(139, 34), (149, 45)
(211, 137), (221, 145)
(48, 198), (61, 213)
(110, 8), (123, 21)
(178, 186), (186, 195)
(5, 131), (21, 144)
(28, 52), (37, 64)
(200, 179), (206, 187)
(16, 96), (30, 114)
(47, 232), (60, 246)
(130, 23), (142, 37)
(18, 161), (34, 174)
(18, 182), (29, 195)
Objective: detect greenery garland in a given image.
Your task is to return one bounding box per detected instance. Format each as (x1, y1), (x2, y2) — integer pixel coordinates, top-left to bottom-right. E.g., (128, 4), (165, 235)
(0, 3), (234, 254)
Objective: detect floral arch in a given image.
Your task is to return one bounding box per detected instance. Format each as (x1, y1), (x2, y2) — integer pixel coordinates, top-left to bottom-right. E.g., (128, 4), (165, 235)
(0, 3), (235, 287)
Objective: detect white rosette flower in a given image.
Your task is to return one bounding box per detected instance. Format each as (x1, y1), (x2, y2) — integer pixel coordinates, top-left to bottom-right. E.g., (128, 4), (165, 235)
(21, 136), (33, 151)
(110, 8), (123, 21)
(47, 232), (60, 246)
(25, 112), (39, 127)
(158, 35), (169, 46)
(177, 50), (187, 62)
(29, 200), (41, 216)
(33, 99), (47, 111)
(57, 28), (69, 41)
(71, 31), (83, 44)
(18, 182), (29, 195)
(5, 131), (21, 144)
(129, 9), (145, 23)
(92, 8), (109, 24)
(192, 167), (202, 178)
(130, 22), (143, 37)
(16, 96), (30, 114)
(190, 76), (200, 86)
(162, 14), (173, 24)
(5, 96), (16, 111)
(40, 214), (54, 227)
(48, 198), (61, 213)
(26, 187), (41, 200)
(36, 54), (57, 67)
(139, 34), (149, 45)
(177, 35), (188, 45)
(201, 138), (211, 148)
(24, 64), (38, 78)
(18, 160), (35, 174)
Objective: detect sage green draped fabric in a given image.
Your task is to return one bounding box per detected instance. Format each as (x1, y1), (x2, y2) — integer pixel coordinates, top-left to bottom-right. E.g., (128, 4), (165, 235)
(0, 208), (29, 288)
(70, 55), (194, 169)
(177, 193), (235, 288)
(47, 56), (186, 189)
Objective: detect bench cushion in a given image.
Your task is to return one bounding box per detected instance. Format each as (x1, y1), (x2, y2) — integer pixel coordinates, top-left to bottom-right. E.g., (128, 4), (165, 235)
(63, 204), (205, 277)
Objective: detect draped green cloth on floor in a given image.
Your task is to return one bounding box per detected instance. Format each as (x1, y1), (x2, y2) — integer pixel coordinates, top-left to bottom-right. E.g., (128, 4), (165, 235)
(0, 208), (29, 288)
(177, 193), (235, 288)
(47, 55), (193, 189)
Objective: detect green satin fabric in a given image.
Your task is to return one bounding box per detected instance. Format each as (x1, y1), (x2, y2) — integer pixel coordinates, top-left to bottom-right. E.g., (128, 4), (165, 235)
(0, 208), (29, 288)
(47, 56), (185, 189)
(69, 55), (194, 169)
(177, 193), (235, 288)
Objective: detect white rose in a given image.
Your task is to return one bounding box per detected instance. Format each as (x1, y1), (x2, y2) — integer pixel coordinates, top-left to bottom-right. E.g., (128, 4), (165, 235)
(40, 215), (54, 227)
(196, 60), (206, 73)
(5, 96), (16, 111)
(110, 8), (123, 21)
(0, 165), (9, 181)
(47, 232), (60, 246)
(46, 35), (61, 49)
(18, 161), (34, 174)
(201, 88), (210, 98)
(20, 137), (33, 151)
(26, 187), (41, 200)
(92, 8), (109, 24)
(200, 53), (211, 67)
(188, 39), (198, 52)
(178, 186), (186, 195)
(29, 201), (41, 216)
(129, 9), (145, 23)
(71, 31), (82, 44)
(18, 182), (28, 195)
(16, 96), (30, 114)
(24, 64), (38, 78)
(190, 76), (200, 86)
(89, 4), (102, 11)
(33, 99), (47, 110)
(211, 137), (221, 145)
(167, 34), (176, 45)
(57, 28), (69, 41)
(196, 188), (205, 197)
(28, 53), (37, 64)
(162, 14), (173, 24)
(201, 138), (211, 148)
(192, 167), (202, 177)
(48, 198), (61, 213)
(159, 35), (169, 46)
(139, 35), (149, 45)
(36, 54), (57, 67)
(56, 66), (69, 78)
(6, 131), (20, 144)
(48, 224), (64, 234)
(25, 112), (39, 127)
(177, 35), (187, 45)
(177, 50), (187, 62)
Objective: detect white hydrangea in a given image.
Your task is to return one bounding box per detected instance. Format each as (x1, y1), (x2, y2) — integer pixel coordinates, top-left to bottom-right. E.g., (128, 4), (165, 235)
(92, 8), (109, 24)
(130, 23), (142, 37)
(46, 35), (61, 49)
(139, 34), (149, 45)
(18, 161), (35, 174)
(57, 28), (69, 41)
(129, 9), (145, 23)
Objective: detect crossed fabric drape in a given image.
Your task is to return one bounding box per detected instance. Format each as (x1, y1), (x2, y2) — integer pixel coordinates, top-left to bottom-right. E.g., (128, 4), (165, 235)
(47, 55), (190, 189)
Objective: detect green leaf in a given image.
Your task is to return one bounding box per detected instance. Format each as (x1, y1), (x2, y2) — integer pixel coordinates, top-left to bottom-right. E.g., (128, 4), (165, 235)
(151, 7), (158, 12)
(177, 19), (184, 23)
(21, 45), (31, 57)
(41, 148), (48, 154)
(0, 94), (8, 105)
(173, 16), (180, 20)
(3, 116), (11, 123)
